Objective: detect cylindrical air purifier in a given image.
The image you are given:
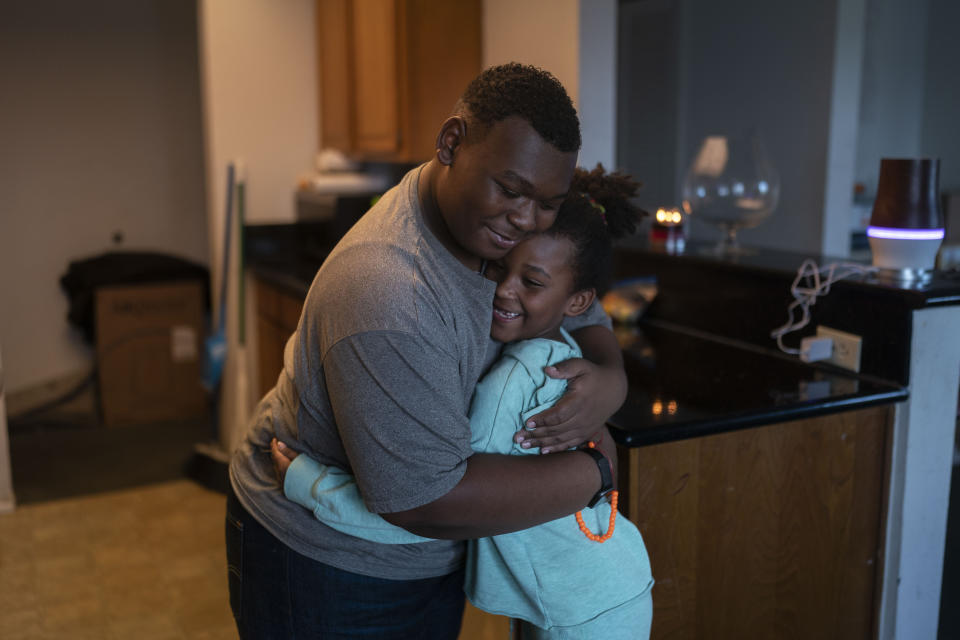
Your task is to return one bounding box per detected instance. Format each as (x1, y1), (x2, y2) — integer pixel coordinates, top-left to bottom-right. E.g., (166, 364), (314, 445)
(867, 158), (944, 281)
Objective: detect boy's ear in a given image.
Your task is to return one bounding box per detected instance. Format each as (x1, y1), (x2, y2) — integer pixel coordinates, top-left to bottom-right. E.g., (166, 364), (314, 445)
(435, 116), (467, 166)
(564, 288), (596, 317)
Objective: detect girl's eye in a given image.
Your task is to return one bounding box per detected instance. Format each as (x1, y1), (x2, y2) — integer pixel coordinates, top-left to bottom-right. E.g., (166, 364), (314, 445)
(523, 278), (543, 288)
(539, 202), (557, 211)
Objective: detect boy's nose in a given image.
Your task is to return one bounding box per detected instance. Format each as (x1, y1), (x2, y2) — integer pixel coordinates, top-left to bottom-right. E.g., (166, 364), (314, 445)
(506, 199), (536, 233)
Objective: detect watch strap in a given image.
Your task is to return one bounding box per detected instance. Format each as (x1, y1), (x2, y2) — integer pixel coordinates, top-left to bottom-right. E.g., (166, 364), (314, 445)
(579, 446), (614, 508)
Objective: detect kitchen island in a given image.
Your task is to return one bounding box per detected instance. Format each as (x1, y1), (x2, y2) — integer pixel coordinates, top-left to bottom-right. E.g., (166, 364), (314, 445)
(605, 315), (901, 639)
(609, 244), (960, 640)
(245, 223), (960, 639)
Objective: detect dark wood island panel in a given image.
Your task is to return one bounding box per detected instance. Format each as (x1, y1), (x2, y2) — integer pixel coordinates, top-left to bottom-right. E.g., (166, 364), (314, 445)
(619, 405), (891, 639)
(254, 277), (304, 398)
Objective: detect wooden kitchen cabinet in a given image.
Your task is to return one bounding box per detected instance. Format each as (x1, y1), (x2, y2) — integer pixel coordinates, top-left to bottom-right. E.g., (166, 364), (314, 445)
(254, 278), (304, 398)
(618, 405), (892, 639)
(316, 0), (482, 162)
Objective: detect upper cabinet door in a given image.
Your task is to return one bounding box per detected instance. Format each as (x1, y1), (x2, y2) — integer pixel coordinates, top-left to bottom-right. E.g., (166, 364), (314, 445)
(316, 0), (480, 162)
(402, 0), (481, 161)
(351, 0), (400, 155)
(317, 0), (354, 153)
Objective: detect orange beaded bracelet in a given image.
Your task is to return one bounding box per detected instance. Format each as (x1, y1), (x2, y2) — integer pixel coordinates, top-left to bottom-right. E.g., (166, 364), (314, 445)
(575, 441), (618, 543)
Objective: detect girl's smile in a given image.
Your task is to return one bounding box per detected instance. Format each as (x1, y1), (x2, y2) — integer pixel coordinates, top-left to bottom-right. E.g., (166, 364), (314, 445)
(486, 234), (594, 344)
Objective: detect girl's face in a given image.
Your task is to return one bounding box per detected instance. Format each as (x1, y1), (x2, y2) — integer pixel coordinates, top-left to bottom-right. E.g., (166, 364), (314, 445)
(485, 234), (594, 343)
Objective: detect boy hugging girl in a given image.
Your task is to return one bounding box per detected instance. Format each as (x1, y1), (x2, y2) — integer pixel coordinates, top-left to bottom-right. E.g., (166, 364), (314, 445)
(272, 165), (654, 639)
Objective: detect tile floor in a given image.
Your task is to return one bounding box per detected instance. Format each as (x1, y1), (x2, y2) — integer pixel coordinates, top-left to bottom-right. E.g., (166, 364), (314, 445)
(0, 480), (235, 640)
(0, 479), (508, 640)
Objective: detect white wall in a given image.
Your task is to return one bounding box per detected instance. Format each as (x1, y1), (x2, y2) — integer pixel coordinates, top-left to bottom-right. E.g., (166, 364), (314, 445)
(198, 0), (317, 451)
(617, 0), (681, 214)
(920, 0), (960, 193)
(198, 0), (316, 233)
(854, 0), (930, 195)
(820, 0), (868, 257)
(483, 0), (617, 171)
(197, 0), (317, 334)
(0, 0), (208, 394)
(677, 0), (840, 253)
(578, 0), (618, 170)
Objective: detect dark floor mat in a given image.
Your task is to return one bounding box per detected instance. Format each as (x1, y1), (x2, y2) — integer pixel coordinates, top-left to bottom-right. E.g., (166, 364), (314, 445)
(9, 413), (225, 504)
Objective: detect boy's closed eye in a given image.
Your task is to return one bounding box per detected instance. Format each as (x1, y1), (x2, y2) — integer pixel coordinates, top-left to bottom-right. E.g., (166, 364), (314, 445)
(495, 179), (561, 212)
(496, 181), (521, 199)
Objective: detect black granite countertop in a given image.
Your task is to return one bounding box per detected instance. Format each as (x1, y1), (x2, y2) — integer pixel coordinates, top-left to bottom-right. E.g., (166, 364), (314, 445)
(613, 243), (960, 387)
(245, 223), (332, 298)
(245, 224), (913, 449)
(607, 318), (907, 447)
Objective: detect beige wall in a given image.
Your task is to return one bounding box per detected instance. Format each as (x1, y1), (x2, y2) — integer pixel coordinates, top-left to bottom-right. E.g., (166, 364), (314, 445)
(483, 0), (580, 104)
(0, 0), (208, 395)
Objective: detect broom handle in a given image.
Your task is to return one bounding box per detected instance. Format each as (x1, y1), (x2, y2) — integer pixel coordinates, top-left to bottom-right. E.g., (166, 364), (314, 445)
(218, 163), (235, 333)
(236, 163), (246, 347)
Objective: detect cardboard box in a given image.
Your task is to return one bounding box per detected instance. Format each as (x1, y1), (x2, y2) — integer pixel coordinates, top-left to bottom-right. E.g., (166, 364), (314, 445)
(95, 281), (207, 426)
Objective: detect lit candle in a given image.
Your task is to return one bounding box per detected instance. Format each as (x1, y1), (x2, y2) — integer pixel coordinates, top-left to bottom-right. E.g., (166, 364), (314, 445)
(654, 208), (684, 227)
(650, 207), (686, 252)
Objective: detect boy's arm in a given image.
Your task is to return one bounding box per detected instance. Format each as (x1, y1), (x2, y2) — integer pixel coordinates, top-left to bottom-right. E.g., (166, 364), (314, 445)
(381, 444), (615, 539)
(274, 346), (589, 543)
(517, 323), (627, 453)
(324, 331), (616, 540)
(381, 343), (619, 540)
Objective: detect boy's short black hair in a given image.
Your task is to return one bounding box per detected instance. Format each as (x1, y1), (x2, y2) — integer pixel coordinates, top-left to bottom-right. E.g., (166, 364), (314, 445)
(455, 63), (581, 153)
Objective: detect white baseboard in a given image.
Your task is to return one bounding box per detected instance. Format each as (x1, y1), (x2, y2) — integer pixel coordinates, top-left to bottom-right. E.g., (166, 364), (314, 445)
(6, 369), (95, 418)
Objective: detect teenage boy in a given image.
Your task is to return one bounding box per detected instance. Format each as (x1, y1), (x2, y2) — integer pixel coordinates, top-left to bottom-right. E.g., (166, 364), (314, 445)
(226, 63), (627, 639)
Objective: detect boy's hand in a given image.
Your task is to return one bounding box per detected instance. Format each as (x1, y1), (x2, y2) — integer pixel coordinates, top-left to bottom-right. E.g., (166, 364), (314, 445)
(514, 356), (625, 453)
(270, 438), (299, 486)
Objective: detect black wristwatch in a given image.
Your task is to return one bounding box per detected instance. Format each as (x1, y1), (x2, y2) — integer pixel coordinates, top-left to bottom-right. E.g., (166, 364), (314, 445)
(579, 446), (614, 508)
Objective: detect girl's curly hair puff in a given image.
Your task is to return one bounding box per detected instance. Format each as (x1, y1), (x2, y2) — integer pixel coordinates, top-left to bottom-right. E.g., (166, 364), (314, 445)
(546, 164), (648, 295)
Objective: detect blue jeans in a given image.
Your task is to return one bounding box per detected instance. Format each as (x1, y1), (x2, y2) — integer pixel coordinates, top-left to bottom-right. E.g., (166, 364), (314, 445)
(226, 486), (466, 639)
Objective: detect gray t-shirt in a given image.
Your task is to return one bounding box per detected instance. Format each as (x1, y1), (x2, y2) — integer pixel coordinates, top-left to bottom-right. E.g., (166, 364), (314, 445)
(229, 165), (610, 580)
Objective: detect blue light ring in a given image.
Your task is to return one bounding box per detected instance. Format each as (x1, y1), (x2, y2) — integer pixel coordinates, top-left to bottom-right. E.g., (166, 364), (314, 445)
(866, 226), (945, 240)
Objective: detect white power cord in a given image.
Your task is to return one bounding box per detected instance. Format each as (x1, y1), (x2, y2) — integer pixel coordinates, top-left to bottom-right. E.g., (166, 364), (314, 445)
(771, 259), (877, 357)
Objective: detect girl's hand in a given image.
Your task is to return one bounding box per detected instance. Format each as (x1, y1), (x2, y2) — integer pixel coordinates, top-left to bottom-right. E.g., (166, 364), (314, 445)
(514, 356), (626, 453)
(270, 438), (299, 485)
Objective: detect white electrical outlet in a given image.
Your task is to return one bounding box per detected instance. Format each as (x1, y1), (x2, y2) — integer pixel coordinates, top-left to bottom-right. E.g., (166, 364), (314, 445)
(816, 325), (862, 372)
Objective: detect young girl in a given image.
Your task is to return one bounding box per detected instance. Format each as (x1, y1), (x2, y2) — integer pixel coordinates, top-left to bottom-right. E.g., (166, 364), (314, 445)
(273, 165), (654, 639)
